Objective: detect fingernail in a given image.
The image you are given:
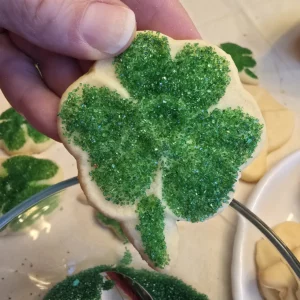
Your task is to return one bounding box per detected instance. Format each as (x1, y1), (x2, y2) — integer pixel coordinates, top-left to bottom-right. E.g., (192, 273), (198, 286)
(81, 3), (136, 55)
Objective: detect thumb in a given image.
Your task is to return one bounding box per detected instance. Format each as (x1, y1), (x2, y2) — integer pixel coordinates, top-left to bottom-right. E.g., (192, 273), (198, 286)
(0, 0), (136, 60)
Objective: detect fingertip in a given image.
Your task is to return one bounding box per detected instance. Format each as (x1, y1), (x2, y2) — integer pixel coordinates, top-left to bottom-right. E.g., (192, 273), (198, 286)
(1, 0), (137, 61)
(80, 4), (137, 59)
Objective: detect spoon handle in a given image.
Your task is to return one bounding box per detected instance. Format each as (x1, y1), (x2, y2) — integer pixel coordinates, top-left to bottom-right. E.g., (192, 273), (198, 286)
(1, 178), (299, 281)
(230, 199), (300, 279)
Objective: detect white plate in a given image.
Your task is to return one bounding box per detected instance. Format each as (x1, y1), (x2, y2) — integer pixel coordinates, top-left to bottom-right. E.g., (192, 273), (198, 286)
(232, 150), (300, 300)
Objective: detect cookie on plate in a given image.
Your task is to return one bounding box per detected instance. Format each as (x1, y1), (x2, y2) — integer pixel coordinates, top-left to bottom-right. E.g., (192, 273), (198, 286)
(0, 107), (54, 155)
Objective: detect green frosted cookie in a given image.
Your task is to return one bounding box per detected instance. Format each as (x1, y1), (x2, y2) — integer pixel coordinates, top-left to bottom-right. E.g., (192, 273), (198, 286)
(0, 155), (62, 231)
(0, 108), (53, 155)
(220, 42), (258, 85)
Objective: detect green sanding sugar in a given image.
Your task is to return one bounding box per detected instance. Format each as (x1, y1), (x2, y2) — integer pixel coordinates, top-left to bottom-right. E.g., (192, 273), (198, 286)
(245, 68), (258, 79)
(61, 85), (160, 205)
(0, 108), (49, 151)
(220, 42), (258, 79)
(44, 265), (209, 300)
(113, 266), (209, 300)
(119, 248), (132, 266)
(136, 196), (169, 268)
(60, 31), (262, 223)
(96, 211), (128, 243)
(0, 156), (59, 230)
(44, 266), (108, 300)
(7, 194), (59, 232)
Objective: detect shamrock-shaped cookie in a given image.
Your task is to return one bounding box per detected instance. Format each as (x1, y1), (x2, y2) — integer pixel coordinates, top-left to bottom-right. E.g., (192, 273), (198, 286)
(0, 155), (62, 231)
(59, 32), (265, 269)
(0, 107), (53, 155)
(220, 42), (258, 85)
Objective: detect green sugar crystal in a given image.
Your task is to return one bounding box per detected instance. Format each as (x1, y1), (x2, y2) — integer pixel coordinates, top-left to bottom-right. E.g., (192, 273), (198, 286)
(96, 211), (128, 243)
(60, 32), (263, 265)
(0, 108), (49, 151)
(220, 42), (258, 79)
(136, 196), (169, 268)
(119, 248), (132, 266)
(0, 156), (59, 231)
(44, 265), (209, 300)
(44, 266), (108, 300)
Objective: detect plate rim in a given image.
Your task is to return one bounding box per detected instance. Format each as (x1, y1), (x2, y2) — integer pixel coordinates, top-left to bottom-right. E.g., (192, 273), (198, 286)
(231, 150), (300, 300)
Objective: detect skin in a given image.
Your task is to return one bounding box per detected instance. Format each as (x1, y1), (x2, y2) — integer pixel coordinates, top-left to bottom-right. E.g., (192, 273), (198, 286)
(0, 0), (200, 141)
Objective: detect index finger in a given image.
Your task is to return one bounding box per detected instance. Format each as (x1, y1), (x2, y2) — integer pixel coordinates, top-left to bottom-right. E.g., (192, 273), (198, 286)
(123, 0), (201, 39)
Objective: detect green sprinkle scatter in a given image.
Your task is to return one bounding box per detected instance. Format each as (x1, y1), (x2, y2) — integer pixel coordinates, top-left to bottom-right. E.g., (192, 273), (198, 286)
(136, 196), (169, 268)
(115, 33), (231, 110)
(60, 32), (262, 221)
(220, 42), (258, 79)
(0, 156), (59, 231)
(119, 248), (132, 266)
(44, 265), (209, 300)
(96, 212), (128, 243)
(44, 267), (107, 300)
(0, 108), (50, 151)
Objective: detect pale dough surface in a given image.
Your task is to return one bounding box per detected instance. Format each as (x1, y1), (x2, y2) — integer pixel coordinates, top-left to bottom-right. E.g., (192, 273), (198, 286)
(241, 85), (295, 182)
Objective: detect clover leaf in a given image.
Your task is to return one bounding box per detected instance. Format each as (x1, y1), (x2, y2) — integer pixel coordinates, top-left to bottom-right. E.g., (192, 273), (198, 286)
(0, 107), (50, 152)
(220, 42), (258, 79)
(0, 156), (60, 231)
(60, 32), (263, 268)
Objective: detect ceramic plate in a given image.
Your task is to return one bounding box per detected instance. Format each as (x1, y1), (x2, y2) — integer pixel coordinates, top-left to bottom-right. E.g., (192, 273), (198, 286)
(232, 150), (300, 300)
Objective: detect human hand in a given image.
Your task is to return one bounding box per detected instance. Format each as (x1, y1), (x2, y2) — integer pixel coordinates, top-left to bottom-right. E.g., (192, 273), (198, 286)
(0, 0), (200, 141)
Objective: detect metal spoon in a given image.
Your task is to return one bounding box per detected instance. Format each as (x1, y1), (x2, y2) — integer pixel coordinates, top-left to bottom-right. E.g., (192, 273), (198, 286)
(0, 177), (299, 281)
(105, 271), (152, 300)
